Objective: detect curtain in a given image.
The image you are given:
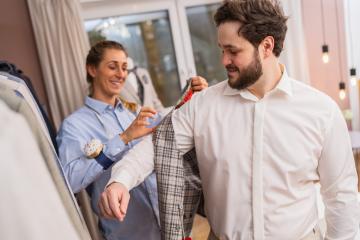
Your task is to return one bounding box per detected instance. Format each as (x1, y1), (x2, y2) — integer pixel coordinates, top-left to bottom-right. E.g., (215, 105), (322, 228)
(344, 0), (360, 130)
(280, 0), (311, 84)
(27, 0), (90, 129)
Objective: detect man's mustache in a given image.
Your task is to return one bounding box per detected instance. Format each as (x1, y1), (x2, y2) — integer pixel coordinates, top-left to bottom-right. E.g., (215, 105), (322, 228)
(226, 64), (239, 71)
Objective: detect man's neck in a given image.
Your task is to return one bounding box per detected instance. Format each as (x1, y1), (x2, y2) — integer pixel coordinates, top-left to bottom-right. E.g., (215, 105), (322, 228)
(247, 61), (283, 99)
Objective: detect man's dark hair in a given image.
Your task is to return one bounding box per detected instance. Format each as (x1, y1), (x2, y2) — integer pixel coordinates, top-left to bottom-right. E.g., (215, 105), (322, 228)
(214, 0), (288, 57)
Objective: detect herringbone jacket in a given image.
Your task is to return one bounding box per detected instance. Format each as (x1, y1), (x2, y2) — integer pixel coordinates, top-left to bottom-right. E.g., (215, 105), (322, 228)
(153, 111), (203, 240)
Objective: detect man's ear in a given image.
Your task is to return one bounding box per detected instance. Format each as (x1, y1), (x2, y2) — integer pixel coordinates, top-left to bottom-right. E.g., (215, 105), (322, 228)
(87, 65), (97, 79)
(260, 36), (275, 58)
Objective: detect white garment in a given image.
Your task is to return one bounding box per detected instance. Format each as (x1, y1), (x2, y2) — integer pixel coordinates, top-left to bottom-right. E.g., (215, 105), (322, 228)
(126, 72), (139, 94)
(0, 74), (53, 149)
(126, 57), (139, 93)
(109, 68), (359, 240)
(0, 100), (80, 240)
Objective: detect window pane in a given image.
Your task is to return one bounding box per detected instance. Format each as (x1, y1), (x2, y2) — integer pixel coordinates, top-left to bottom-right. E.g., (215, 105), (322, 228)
(186, 4), (227, 85)
(85, 11), (181, 106)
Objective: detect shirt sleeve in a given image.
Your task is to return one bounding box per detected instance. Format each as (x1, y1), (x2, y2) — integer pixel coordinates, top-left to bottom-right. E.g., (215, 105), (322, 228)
(57, 119), (130, 193)
(108, 135), (155, 190)
(318, 103), (360, 239)
(172, 96), (196, 154)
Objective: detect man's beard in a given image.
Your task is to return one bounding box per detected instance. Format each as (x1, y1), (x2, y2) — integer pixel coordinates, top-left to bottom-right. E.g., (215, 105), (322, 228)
(226, 50), (263, 90)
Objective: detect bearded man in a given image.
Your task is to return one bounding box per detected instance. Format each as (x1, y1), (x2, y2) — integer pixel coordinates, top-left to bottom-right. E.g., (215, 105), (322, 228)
(98, 0), (359, 239)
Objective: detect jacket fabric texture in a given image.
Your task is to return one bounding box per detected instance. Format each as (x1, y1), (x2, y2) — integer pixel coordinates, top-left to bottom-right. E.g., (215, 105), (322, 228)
(153, 110), (203, 240)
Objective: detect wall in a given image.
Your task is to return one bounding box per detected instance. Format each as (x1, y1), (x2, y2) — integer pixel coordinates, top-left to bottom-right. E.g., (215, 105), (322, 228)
(0, 0), (49, 111)
(302, 0), (350, 110)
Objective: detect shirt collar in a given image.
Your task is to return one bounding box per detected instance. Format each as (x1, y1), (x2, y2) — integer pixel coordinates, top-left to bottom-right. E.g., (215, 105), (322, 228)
(275, 65), (293, 97)
(85, 96), (124, 114)
(223, 64), (293, 98)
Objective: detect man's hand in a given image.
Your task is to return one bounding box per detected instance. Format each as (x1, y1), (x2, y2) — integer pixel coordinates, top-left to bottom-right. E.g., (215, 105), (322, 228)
(120, 107), (157, 144)
(190, 76), (208, 92)
(98, 182), (130, 222)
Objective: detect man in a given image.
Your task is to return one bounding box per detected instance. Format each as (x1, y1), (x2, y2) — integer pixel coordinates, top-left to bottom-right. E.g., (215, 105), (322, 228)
(99, 0), (359, 239)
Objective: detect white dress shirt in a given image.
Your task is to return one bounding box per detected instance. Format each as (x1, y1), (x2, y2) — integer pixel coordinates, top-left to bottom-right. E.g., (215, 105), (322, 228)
(109, 68), (359, 240)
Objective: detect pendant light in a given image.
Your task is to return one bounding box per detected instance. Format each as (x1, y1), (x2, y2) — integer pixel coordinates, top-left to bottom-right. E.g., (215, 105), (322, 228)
(347, 0), (357, 86)
(339, 82), (346, 100)
(335, 0), (346, 100)
(350, 68), (357, 86)
(320, 0), (329, 63)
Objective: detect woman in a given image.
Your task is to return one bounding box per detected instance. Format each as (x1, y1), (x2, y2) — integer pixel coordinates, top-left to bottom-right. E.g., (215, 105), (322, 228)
(57, 40), (207, 240)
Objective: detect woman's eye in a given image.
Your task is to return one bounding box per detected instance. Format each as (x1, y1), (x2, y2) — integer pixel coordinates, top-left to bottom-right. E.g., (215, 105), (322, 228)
(109, 65), (116, 70)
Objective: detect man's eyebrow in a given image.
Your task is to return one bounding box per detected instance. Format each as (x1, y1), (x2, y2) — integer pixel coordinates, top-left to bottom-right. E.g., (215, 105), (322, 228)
(105, 60), (118, 64)
(223, 44), (238, 49)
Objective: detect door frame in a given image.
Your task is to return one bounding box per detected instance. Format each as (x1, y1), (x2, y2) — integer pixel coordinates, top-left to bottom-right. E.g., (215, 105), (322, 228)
(175, 0), (222, 79)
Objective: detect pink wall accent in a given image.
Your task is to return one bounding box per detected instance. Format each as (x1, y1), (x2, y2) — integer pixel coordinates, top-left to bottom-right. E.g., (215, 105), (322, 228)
(302, 0), (350, 110)
(0, 0), (50, 112)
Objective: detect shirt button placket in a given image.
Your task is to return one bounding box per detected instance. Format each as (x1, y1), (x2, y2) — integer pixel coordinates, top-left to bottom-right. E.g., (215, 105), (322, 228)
(252, 100), (266, 240)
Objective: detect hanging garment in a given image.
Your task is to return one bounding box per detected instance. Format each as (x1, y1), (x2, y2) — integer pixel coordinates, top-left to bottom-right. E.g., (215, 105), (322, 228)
(120, 67), (164, 111)
(0, 83), (91, 240)
(0, 72), (56, 151)
(0, 60), (58, 152)
(0, 99), (81, 240)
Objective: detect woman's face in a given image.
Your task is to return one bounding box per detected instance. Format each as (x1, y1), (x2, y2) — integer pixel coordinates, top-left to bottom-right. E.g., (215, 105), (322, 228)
(88, 48), (128, 101)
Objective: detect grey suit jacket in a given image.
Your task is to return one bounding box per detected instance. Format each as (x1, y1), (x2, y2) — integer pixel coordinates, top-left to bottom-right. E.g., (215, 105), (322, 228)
(0, 84), (91, 240)
(120, 67), (164, 111)
(153, 111), (203, 240)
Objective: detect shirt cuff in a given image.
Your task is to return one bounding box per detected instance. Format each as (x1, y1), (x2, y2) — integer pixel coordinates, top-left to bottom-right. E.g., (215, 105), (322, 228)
(103, 135), (129, 161)
(94, 151), (113, 170)
(106, 170), (135, 191)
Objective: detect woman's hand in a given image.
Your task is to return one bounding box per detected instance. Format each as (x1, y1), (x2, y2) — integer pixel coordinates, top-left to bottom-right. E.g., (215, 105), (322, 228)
(120, 107), (157, 144)
(190, 76), (208, 92)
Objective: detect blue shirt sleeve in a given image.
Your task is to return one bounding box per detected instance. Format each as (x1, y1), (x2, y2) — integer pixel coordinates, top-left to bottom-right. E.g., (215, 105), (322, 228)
(103, 134), (128, 160)
(57, 118), (130, 193)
